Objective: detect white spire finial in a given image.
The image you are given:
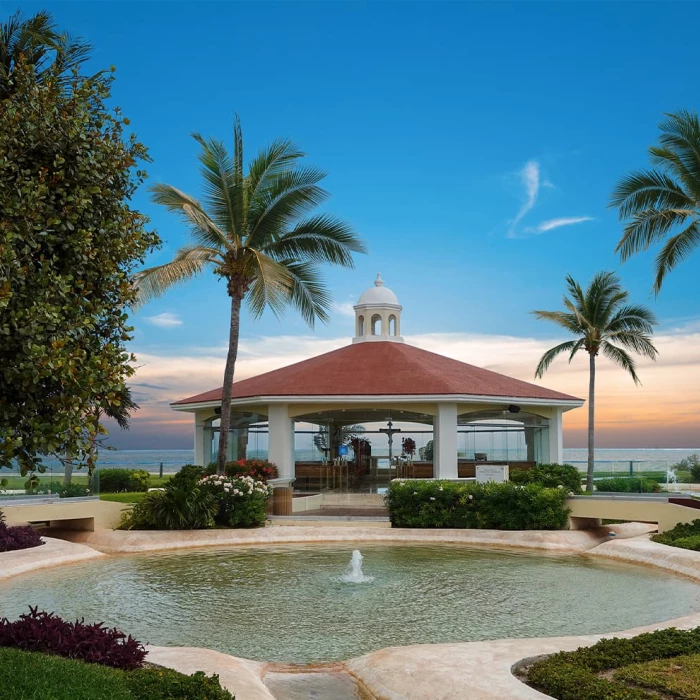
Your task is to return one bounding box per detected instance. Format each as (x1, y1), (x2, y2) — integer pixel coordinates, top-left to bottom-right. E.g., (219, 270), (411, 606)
(375, 273), (384, 287)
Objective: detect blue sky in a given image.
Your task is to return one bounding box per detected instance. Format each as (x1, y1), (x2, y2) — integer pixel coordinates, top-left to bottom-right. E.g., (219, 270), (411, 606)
(11, 1), (700, 448)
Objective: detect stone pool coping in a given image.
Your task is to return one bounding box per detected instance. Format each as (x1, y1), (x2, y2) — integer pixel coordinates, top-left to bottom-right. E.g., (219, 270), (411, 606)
(48, 520), (654, 555)
(2, 524), (700, 699)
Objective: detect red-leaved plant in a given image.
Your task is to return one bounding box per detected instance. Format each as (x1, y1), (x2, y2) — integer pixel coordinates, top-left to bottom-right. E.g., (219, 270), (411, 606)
(0, 607), (146, 670)
(0, 511), (44, 552)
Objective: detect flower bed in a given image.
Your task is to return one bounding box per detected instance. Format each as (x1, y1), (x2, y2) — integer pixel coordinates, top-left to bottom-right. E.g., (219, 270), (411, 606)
(199, 474), (272, 528)
(385, 479), (570, 530)
(524, 627), (700, 699)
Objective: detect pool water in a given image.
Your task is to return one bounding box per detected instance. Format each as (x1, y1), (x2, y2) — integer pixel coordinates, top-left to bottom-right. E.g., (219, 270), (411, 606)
(1, 543), (698, 663)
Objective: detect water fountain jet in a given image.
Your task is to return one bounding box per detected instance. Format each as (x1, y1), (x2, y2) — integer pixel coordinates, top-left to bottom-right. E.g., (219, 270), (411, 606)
(341, 549), (374, 583)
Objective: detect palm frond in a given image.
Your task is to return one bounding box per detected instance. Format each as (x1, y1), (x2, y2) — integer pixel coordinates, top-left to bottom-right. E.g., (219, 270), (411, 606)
(246, 138), (305, 205)
(149, 183), (232, 251)
(132, 245), (221, 304)
(246, 167), (329, 248)
(264, 214), (366, 266)
(605, 304), (658, 335)
(605, 330), (658, 360)
(616, 208), (696, 262)
(191, 132), (241, 242)
(654, 110), (700, 195)
(245, 251), (293, 319)
(601, 342), (641, 385)
(610, 169), (693, 218)
(282, 260), (332, 326)
(652, 220), (700, 294)
(534, 341), (582, 378)
(531, 309), (583, 335)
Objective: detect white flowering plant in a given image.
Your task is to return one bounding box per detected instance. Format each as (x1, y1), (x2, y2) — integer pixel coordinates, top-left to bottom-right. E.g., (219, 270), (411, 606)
(199, 475), (273, 528)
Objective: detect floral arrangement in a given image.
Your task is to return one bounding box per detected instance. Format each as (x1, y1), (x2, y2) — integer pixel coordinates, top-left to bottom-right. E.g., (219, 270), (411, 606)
(199, 474), (272, 528)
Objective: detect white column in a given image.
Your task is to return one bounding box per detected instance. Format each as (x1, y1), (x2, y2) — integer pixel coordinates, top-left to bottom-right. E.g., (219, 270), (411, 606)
(267, 404), (295, 481)
(548, 408), (564, 464)
(194, 417), (207, 466)
(434, 403), (458, 479)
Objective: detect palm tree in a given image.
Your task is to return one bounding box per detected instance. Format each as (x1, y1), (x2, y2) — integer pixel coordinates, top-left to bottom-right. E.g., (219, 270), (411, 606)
(611, 110), (700, 294)
(134, 118), (366, 473)
(533, 272), (658, 492)
(0, 9), (91, 99)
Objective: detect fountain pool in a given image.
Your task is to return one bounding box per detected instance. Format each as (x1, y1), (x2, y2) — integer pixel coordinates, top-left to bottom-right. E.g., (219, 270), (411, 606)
(1, 543), (699, 663)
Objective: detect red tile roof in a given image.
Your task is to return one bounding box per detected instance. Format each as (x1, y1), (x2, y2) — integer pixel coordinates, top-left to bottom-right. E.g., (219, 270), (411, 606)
(172, 341), (580, 406)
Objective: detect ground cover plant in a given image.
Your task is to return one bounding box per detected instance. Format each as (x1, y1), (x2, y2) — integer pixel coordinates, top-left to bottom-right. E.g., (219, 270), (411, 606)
(385, 480), (570, 530)
(594, 476), (661, 493)
(510, 463), (582, 494)
(524, 627), (700, 699)
(100, 492), (148, 504)
(0, 646), (234, 700)
(0, 511), (43, 552)
(652, 519), (700, 551)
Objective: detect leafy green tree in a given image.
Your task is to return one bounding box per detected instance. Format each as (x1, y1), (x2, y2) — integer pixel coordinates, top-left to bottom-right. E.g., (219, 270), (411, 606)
(533, 272), (658, 492)
(135, 118), (365, 473)
(0, 59), (159, 474)
(611, 110), (700, 294)
(1, 9), (91, 99)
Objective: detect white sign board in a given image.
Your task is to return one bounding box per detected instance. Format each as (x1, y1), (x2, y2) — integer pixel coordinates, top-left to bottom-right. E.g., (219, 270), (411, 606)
(475, 464), (509, 484)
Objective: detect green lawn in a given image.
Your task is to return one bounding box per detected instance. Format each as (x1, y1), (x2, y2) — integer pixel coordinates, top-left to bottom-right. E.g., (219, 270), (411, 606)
(99, 492), (148, 504)
(0, 647), (233, 700)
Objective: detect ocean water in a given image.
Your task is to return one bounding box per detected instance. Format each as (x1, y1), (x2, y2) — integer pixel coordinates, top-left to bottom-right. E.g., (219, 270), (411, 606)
(6, 447), (698, 476)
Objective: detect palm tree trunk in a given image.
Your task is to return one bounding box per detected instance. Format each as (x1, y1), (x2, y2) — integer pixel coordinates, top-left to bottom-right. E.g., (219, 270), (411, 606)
(217, 293), (243, 474)
(586, 352), (596, 493)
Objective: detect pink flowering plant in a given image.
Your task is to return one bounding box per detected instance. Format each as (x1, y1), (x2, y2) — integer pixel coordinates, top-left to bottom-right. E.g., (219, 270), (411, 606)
(199, 474), (272, 528)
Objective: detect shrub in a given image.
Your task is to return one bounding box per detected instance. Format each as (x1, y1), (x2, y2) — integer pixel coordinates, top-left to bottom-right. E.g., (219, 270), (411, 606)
(652, 518), (700, 549)
(0, 607), (146, 670)
(169, 464), (204, 489)
(125, 667), (234, 699)
(97, 469), (151, 493)
(119, 485), (217, 530)
(385, 479), (570, 530)
(199, 474), (272, 528)
(0, 520), (44, 552)
(510, 463), (582, 494)
(594, 477), (660, 493)
(526, 627), (700, 700)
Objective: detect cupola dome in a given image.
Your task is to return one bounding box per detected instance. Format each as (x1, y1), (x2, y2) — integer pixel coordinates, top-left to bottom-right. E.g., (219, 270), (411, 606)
(353, 274), (403, 344)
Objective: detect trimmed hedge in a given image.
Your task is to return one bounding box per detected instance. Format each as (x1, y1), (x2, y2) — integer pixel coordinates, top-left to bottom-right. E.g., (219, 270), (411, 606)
(97, 469), (151, 493)
(652, 518), (700, 550)
(594, 476), (661, 493)
(526, 627), (700, 700)
(0, 647), (234, 700)
(385, 480), (570, 530)
(510, 463), (582, 494)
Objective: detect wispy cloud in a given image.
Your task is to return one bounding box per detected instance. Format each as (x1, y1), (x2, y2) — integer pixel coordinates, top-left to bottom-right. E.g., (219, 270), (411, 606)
(331, 301), (356, 318)
(145, 312), (183, 328)
(506, 160), (592, 239)
(525, 216), (594, 235)
(508, 160), (541, 237)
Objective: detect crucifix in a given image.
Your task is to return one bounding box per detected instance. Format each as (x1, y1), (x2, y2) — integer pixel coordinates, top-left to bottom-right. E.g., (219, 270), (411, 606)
(379, 418), (402, 476)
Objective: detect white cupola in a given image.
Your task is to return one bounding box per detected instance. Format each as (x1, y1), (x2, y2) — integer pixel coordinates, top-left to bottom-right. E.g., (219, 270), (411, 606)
(353, 274), (403, 344)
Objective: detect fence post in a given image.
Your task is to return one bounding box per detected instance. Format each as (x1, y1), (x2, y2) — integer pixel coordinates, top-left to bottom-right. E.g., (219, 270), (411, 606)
(159, 462), (163, 478)
(629, 460), (634, 477)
